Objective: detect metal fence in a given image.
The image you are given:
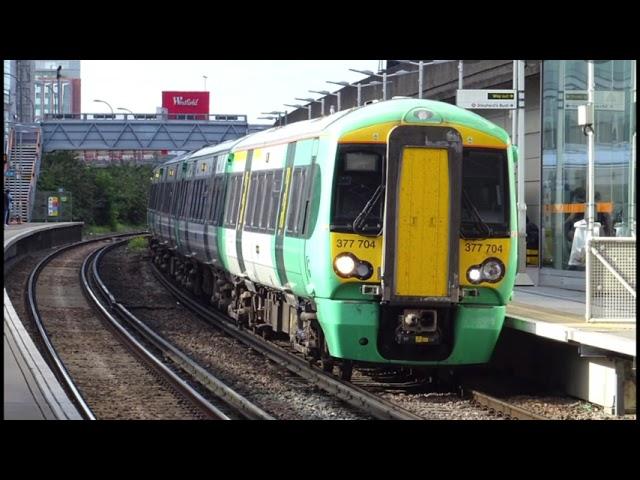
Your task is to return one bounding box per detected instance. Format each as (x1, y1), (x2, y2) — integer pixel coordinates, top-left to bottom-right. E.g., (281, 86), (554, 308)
(31, 190), (73, 222)
(586, 237), (636, 322)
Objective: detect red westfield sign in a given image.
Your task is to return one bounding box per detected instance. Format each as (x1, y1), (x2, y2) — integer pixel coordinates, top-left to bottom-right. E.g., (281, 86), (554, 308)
(162, 91), (210, 117)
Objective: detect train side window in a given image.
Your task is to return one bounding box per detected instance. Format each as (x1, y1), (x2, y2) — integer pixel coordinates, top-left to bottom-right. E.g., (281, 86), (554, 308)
(205, 169), (217, 222)
(186, 179), (196, 219)
(190, 180), (198, 219)
(286, 167), (309, 235)
(212, 175), (225, 226)
(245, 173), (259, 230)
(171, 182), (181, 216)
(224, 173), (242, 228)
(164, 184), (171, 213)
(152, 184), (157, 209)
(267, 170), (283, 231)
(197, 179), (205, 220)
(199, 181), (208, 221)
(251, 172), (266, 230)
(259, 172), (272, 231)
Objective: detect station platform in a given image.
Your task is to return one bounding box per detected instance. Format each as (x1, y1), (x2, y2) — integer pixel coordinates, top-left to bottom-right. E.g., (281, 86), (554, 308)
(4, 222), (84, 420)
(503, 281), (635, 415)
(506, 285), (635, 358)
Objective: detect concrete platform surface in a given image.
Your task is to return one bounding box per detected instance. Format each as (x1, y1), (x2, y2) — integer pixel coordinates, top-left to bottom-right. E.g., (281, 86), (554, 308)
(4, 223), (83, 420)
(507, 286), (636, 357)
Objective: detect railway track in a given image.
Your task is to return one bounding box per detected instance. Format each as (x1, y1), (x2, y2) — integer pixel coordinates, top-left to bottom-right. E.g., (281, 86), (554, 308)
(27, 234), (268, 420)
(142, 248), (550, 420)
(465, 389), (549, 420)
(142, 258), (426, 420)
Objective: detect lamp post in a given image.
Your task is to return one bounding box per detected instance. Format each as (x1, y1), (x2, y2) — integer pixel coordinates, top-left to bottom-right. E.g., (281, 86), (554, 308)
(56, 65), (62, 116)
(284, 103), (311, 120)
(394, 60), (455, 98)
(261, 110), (287, 126)
(295, 97), (324, 116)
(327, 80), (384, 107)
(258, 115), (280, 127)
(309, 89), (341, 112)
(395, 60), (425, 98)
(349, 68), (409, 101)
(93, 99), (114, 116)
(117, 107), (134, 120)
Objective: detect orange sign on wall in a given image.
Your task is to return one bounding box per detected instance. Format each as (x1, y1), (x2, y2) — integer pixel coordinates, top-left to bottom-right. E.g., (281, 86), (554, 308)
(544, 202), (613, 214)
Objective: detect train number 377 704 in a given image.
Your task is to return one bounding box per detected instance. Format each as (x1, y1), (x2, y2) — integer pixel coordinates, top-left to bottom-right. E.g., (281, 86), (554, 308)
(336, 239), (377, 249)
(464, 242), (503, 254)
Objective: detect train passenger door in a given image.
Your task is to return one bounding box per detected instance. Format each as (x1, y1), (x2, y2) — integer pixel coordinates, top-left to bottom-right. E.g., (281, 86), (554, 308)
(381, 126), (462, 305)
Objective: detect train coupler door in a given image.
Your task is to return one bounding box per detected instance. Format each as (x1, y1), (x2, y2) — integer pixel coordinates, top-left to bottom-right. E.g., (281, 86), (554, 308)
(381, 126), (463, 305)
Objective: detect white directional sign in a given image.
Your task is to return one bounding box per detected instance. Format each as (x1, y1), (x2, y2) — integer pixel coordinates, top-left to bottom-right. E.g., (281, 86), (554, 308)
(456, 89), (517, 109)
(564, 90), (626, 111)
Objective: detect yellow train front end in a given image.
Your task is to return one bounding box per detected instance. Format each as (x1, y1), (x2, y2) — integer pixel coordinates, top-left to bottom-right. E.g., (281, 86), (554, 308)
(315, 100), (517, 370)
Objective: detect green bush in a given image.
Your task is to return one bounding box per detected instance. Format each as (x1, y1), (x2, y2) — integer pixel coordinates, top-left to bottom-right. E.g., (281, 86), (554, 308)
(127, 236), (148, 251)
(37, 152), (153, 229)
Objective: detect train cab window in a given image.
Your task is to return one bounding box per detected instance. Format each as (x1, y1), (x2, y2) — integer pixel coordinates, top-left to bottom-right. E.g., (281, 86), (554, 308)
(331, 145), (385, 234)
(461, 148), (510, 238)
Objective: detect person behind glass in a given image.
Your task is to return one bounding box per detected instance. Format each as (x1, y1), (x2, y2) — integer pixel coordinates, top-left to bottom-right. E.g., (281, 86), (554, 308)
(4, 189), (13, 225)
(564, 186), (586, 243)
(564, 187), (613, 241)
(526, 216), (539, 249)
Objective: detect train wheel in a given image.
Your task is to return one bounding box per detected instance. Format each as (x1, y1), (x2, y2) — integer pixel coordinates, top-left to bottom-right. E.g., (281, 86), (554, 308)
(338, 361), (353, 381)
(321, 357), (334, 373)
(319, 336), (333, 372)
(260, 326), (272, 340)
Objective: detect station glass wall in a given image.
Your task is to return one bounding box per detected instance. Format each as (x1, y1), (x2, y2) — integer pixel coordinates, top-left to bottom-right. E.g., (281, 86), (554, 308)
(541, 60), (636, 271)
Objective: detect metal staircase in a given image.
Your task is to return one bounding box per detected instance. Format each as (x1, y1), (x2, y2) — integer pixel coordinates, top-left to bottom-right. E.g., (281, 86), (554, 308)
(5, 125), (42, 222)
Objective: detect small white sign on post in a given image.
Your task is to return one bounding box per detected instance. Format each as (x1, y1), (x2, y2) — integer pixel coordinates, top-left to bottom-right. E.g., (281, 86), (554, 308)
(564, 90), (626, 111)
(456, 89), (517, 109)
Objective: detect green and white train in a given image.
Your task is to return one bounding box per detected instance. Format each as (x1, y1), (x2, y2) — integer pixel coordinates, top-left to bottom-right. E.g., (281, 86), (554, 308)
(148, 98), (518, 380)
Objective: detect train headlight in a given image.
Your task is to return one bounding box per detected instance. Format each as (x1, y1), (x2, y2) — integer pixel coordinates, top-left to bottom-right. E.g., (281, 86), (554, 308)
(482, 258), (505, 283)
(334, 253), (357, 277)
(355, 260), (374, 280)
(414, 109), (433, 120)
(334, 253), (374, 280)
(467, 266), (482, 284)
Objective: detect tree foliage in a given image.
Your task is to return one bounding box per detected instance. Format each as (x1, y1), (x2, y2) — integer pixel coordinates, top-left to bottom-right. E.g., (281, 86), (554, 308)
(37, 151), (153, 228)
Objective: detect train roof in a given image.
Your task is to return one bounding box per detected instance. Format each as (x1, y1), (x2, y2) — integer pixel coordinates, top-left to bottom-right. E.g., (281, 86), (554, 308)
(153, 136), (254, 171)
(154, 99), (510, 172)
(232, 98), (510, 149)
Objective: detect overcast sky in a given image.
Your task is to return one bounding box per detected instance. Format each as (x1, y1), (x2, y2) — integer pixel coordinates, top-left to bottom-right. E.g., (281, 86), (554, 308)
(81, 60), (384, 124)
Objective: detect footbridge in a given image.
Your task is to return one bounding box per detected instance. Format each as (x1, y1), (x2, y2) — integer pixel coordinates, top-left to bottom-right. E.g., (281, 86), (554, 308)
(40, 113), (268, 152)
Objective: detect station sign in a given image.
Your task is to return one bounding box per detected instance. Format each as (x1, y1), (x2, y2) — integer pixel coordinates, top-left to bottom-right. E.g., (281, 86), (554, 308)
(563, 90), (626, 111)
(48, 196), (59, 217)
(456, 89), (517, 109)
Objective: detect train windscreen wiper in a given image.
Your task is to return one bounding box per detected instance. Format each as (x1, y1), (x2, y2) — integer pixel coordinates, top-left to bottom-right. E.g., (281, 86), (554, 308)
(353, 184), (385, 236)
(461, 188), (493, 238)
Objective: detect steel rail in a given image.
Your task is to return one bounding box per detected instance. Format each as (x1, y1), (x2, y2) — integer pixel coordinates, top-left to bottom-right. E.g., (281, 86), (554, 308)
(468, 389), (549, 420)
(91, 239), (274, 420)
(149, 263), (423, 420)
(26, 232), (145, 420)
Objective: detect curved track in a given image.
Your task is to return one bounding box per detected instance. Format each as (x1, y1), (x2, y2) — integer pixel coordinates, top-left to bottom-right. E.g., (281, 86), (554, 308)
(27, 234), (256, 419)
